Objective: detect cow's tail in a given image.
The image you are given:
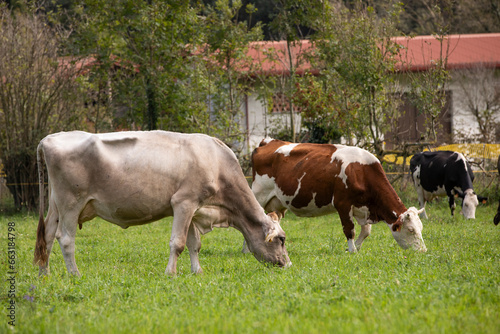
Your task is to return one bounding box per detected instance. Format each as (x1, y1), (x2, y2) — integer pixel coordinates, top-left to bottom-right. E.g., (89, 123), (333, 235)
(34, 142), (48, 266)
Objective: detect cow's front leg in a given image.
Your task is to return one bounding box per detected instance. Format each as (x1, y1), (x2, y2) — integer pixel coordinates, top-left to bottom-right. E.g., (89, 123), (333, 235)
(448, 195), (456, 216)
(416, 190), (428, 219)
(355, 224), (371, 250)
(339, 211), (357, 253)
(186, 222), (203, 274)
(166, 200), (196, 276)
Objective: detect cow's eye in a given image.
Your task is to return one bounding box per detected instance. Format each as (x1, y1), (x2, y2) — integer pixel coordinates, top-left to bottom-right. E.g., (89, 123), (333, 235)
(408, 227), (414, 233)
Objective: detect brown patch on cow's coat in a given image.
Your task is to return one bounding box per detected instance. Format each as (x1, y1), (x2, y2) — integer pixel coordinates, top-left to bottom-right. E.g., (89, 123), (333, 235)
(253, 139), (408, 237)
(254, 141), (341, 210)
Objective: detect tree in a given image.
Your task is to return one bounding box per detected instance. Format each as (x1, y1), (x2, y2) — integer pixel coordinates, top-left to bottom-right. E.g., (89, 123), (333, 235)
(72, 0), (263, 154)
(292, 73), (342, 143)
(72, 0), (203, 131)
(403, 3), (452, 145)
(199, 0), (264, 152)
(266, 0), (317, 142)
(305, 1), (403, 154)
(0, 3), (85, 210)
(399, 0), (500, 35)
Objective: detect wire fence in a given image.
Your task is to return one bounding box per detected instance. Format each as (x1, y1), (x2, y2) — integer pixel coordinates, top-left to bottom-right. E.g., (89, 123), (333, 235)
(1, 144), (499, 203)
(383, 143), (500, 166)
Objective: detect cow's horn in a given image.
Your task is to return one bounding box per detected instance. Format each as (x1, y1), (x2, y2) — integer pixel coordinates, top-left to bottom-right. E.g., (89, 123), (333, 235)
(265, 229), (278, 243)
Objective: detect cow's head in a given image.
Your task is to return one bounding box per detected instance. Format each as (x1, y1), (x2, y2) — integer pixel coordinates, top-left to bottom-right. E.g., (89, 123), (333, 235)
(246, 212), (291, 268)
(391, 207), (427, 252)
(461, 189), (479, 219)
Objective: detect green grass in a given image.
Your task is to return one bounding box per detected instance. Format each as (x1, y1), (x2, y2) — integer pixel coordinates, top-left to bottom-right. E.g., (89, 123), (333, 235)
(1, 201), (499, 334)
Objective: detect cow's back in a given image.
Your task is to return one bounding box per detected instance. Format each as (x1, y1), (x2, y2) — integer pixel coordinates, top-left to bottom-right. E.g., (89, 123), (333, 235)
(410, 151), (452, 190)
(253, 141), (340, 214)
(252, 140), (396, 217)
(40, 131), (236, 225)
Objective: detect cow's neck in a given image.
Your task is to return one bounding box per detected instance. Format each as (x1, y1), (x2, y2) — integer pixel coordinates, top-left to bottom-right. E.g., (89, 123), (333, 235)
(453, 160), (474, 192)
(372, 185), (407, 225)
(218, 179), (268, 234)
(457, 174), (474, 192)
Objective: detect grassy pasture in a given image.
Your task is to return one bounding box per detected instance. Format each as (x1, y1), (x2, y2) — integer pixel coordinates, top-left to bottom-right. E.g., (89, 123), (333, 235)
(1, 200), (499, 334)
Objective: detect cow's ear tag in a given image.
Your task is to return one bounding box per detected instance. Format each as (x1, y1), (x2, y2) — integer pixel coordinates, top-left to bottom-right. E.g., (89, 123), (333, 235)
(454, 193), (459, 198)
(392, 223), (402, 232)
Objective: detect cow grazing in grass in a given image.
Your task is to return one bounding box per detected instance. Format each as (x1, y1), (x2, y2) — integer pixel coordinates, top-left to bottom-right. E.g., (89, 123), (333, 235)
(495, 155), (500, 226)
(34, 131), (290, 276)
(410, 151), (485, 219)
(244, 138), (426, 253)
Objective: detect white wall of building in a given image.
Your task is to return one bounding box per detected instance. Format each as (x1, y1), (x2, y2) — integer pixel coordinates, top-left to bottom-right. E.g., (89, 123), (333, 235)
(243, 93), (303, 153)
(241, 68), (500, 153)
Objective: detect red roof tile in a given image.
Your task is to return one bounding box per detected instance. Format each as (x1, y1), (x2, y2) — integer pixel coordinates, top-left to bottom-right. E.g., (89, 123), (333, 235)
(245, 40), (315, 76)
(393, 33), (500, 72)
(246, 33), (500, 75)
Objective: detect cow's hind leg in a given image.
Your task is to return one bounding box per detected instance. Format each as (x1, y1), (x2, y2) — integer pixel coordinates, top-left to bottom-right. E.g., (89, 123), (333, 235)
(56, 212), (80, 276)
(166, 199), (197, 276)
(186, 223), (203, 274)
(38, 205), (59, 276)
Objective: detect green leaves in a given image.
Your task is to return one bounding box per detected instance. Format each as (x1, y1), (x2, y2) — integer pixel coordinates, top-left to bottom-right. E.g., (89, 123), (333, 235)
(294, 2), (403, 150)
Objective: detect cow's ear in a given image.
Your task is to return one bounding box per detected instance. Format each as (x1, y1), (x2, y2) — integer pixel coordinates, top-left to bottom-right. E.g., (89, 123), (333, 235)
(392, 223), (402, 232)
(267, 212), (280, 224)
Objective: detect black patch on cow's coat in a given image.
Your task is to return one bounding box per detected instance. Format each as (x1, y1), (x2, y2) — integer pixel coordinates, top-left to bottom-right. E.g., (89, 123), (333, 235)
(410, 151), (474, 195)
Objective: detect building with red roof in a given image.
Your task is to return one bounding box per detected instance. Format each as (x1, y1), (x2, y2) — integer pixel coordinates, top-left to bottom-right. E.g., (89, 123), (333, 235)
(240, 33), (500, 150)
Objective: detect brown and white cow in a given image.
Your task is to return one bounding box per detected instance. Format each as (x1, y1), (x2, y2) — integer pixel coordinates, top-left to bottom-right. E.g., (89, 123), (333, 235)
(34, 131), (290, 276)
(245, 138), (426, 253)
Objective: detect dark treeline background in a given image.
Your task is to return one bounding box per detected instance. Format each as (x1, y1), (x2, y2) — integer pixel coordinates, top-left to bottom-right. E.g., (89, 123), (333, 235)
(5, 0), (500, 38)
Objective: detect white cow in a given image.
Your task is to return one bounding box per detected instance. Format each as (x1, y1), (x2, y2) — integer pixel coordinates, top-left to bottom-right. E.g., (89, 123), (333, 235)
(34, 131), (290, 276)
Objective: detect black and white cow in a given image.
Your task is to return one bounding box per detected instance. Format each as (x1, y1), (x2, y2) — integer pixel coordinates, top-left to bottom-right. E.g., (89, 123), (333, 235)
(494, 154), (500, 226)
(410, 150), (482, 219)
